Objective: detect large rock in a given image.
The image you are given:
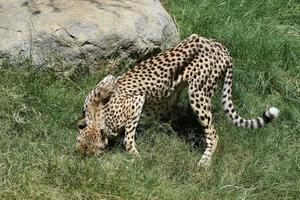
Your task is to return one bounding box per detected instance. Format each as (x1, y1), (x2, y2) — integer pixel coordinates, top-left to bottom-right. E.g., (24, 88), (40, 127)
(0, 0), (179, 68)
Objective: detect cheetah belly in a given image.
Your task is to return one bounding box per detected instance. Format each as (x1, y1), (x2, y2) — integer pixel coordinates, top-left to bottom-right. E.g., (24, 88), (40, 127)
(142, 81), (186, 117)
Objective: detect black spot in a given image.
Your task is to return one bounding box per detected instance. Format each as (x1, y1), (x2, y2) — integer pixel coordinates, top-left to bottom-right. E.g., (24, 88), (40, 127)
(207, 116), (211, 124)
(250, 120), (255, 129)
(262, 111), (273, 123)
(245, 120), (249, 127)
(257, 119), (263, 127)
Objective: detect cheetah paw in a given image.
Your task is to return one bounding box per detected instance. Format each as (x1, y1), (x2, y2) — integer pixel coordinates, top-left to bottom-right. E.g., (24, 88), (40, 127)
(197, 158), (211, 169)
(129, 148), (140, 159)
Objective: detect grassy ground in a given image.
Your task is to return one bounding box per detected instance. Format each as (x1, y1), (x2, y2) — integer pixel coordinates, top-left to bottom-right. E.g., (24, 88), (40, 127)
(0, 0), (299, 199)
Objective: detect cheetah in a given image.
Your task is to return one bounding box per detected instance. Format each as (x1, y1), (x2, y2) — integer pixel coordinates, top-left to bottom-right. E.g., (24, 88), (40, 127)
(76, 34), (279, 168)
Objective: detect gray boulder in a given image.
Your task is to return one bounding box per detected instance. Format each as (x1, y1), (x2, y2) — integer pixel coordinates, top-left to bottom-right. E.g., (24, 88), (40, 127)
(0, 0), (179, 68)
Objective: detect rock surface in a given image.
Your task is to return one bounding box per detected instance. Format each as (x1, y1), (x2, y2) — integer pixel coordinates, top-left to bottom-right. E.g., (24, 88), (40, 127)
(0, 0), (179, 68)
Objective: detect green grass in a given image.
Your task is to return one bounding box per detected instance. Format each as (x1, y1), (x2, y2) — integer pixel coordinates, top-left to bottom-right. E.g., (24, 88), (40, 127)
(0, 0), (299, 199)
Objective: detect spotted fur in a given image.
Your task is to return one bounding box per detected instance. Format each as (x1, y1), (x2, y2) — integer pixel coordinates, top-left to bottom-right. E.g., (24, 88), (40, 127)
(76, 34), (279, 167)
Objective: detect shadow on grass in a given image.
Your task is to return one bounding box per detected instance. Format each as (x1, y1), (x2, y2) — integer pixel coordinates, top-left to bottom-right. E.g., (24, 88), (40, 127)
(92, 105), (206, 154)
(169, 105), (205, 151)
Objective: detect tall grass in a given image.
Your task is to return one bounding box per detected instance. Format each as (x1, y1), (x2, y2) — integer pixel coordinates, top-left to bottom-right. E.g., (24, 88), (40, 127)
(0, 0), (299, 199)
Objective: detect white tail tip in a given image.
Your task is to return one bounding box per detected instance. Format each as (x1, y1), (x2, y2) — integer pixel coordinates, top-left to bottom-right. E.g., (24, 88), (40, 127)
(268, 107), (280, 118)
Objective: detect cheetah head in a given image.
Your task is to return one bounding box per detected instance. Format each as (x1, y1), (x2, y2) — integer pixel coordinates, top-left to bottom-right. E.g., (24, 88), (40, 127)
(76, 117), (108, 156)
(76, 75), (116, 156)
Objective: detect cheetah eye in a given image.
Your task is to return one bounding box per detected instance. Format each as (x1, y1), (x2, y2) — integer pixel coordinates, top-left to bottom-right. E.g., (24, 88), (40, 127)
(77, 119), (87, 130)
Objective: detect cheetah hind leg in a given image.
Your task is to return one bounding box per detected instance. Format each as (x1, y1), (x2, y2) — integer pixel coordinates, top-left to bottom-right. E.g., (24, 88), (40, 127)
(188, 89), (218, 168)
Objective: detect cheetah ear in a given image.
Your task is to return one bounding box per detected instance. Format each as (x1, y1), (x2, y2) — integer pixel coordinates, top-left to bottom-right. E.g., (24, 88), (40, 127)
(86, 75), (116, 106)
(95, 75), (116, 104)
(97, 84), (114, 104)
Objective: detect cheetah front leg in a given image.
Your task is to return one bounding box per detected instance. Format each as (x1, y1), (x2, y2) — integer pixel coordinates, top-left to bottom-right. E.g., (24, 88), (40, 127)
(188, 88), (218, 168)
(123, 95), (145, 157)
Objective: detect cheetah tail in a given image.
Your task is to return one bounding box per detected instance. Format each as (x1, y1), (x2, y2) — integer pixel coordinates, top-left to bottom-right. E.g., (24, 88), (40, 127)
(221, 66), (279, 128)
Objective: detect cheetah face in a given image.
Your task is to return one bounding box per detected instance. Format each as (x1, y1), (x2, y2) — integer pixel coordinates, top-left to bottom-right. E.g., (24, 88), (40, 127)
(76, 119), (108, 156)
